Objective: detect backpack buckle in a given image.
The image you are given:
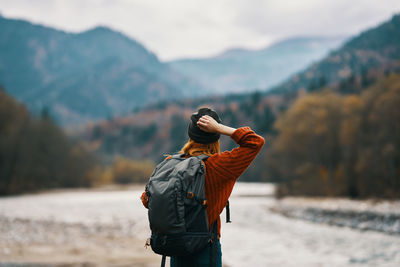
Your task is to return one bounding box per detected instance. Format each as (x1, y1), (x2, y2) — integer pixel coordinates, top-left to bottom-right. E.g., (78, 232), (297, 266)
(187, 192), (194, 199)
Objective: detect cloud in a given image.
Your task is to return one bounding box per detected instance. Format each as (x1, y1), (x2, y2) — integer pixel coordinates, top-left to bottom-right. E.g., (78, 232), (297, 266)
(0, 0), (399, 60)
(232, 0), (400, 38)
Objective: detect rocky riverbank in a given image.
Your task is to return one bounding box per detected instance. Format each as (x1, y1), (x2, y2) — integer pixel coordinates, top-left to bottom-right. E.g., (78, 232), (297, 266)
(270, 197), (400, 235)
(0, 215), (159, 267)
(0, 187), (161, 267)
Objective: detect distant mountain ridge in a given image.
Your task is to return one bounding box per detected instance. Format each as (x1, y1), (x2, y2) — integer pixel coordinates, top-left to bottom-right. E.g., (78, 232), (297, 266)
(168, 36), (346, 93)
(273, 14), (400, 94)
(0, 15), (203, 125)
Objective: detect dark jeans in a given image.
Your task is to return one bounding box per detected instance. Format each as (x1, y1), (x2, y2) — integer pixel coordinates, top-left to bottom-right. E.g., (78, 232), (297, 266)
(170, 240), (222, 267)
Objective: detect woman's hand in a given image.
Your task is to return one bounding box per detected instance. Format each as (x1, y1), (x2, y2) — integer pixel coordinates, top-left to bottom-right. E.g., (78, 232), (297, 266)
(197, 115), (236, 136)
(197, 115), (220, 133)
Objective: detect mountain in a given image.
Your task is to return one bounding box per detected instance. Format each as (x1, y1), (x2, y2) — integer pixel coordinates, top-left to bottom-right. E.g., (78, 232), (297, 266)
(273, 14), (400, 94)
(0, 16), (203, 125)
(168, 36), (346, 94)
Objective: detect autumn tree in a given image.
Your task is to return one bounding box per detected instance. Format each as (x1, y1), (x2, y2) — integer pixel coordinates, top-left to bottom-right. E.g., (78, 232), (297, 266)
(355, 75), (400, 197)
(0, 88), (99, 195)
(267, 74), (400, 198)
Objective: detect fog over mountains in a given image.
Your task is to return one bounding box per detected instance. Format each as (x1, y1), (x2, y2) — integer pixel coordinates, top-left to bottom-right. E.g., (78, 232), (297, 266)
(168, 36), (346, 94)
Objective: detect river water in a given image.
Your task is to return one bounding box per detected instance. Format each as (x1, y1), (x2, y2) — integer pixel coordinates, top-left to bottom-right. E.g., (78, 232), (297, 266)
(0, 183), (399, 267)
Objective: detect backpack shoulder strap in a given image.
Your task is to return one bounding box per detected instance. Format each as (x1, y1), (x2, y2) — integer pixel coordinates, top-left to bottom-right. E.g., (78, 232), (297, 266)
(196, 154), (209, 161)
(171, 153), (185, 160)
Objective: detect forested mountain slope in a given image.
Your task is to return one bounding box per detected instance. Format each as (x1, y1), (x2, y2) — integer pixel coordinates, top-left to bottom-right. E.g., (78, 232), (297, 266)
(272, 14), (400, 95)
(0, 16), (203, 125)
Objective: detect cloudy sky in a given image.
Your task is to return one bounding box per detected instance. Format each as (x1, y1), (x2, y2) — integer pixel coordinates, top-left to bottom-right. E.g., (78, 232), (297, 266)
(1, 0), (399, 61)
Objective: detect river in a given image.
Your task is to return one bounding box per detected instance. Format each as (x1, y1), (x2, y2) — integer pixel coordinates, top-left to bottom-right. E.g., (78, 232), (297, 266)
(0, 183), (399, 267)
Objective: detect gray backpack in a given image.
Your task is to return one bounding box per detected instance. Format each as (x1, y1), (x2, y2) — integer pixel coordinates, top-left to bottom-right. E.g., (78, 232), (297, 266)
(145, 154), (219, 266)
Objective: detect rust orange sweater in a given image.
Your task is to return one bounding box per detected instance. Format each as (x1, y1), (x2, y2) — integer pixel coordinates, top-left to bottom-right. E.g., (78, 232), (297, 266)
(141, 126), (265, 236)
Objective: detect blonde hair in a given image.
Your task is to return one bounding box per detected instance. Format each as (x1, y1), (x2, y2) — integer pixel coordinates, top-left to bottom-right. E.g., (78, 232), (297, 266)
(179, 139), (220, 157)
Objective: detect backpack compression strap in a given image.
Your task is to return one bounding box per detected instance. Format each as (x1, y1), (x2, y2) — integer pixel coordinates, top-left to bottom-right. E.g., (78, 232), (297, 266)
(161, 255), (166, 267)
(226, 201), (231, 223)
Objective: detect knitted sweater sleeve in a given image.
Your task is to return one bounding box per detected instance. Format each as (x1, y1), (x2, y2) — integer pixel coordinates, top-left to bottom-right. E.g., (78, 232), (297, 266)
(205, 127), (265, 182)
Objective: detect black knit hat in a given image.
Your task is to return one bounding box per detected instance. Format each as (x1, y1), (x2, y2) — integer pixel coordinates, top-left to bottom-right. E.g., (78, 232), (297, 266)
(188, 108), (222, 144)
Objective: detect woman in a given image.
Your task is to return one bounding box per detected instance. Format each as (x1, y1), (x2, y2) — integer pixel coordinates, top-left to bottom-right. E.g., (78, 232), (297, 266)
(141, 107), (265, 267)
